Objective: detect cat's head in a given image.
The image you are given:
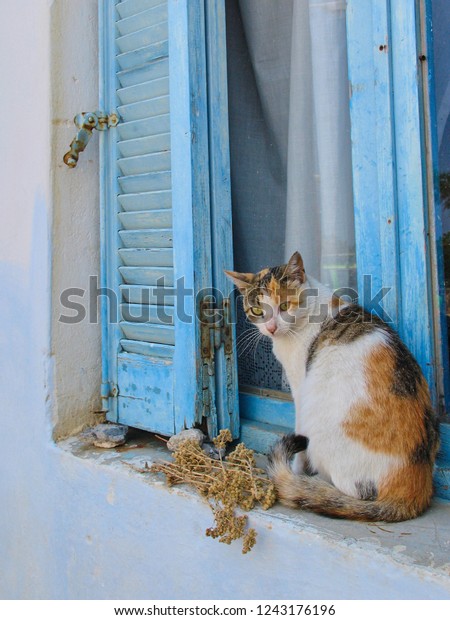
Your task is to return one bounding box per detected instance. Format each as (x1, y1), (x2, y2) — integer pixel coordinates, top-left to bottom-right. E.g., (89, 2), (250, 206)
(225, 251), (308, 338)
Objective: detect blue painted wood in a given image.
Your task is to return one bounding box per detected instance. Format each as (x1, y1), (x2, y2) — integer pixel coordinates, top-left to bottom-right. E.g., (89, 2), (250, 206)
(346, 0), (398, 326)
(119, 248), (173, 266)
(118, 171), (171, 194)
(117, 41), (169, 71)
(118, 189), (172, 210)
(116, 23), (168, 55)
(116, 0), (164, 20)
(240, 419), (289, 456)
(100, 0), (220, 437)
(168, 0), (216, 435)
(116, 3), (168, 35)
(118, 135), (171, 160)
(239, 391), (295, 430)
(118, 152), (171, 175)
(100, 0), (123, 420)
(118, 77), (170, 105)
(389, 0), (435, 393)
(117, 57), (169, 88)
(347, 1), (436, 396)
(418, 0), (450, 498)
(117, 353), (174, 435)
(120, 284), (175, 305)
(347, 2), (450, 500)
(420, 0), (450, 415)
(119, 229), (173, 249)
(119, 266), (174, 286)
(118, 95), (170, 122)
(117, 114), (171, 141)
(205, 0), (240, 438)
(120, 303), (174, 324)
(120, 250), (173, 268)
(118, 209), (172, 229)
(120, 340), (174, 358)
(120, 321), (174, 344)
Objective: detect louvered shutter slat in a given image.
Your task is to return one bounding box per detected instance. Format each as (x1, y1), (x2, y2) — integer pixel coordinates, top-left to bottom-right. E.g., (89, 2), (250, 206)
(118, 152), (170, 175)
(120, 285), (175, 306)
(120, 340), (174, 358)
(118, 209), (172, 229)
(118, 171), (171, 194)
(116, 22), (168, 55)
(117, 114), (170, 141)
(116, 0), (165, 20)
(120, 322), (174, 345)
(119, 248), (172, 267)
(119, 229), (172, 249)
(118, 189), (171, 211)
(117, 77), (169, 105)
(118, 134), (170, 159)
(116, 4), (168, 36)
(116, 41), (168, 70)
(117, 58), (169, 88)
(121, 303), (174, 324)
(119, 266), (174, 286)
(118, 95), (170, 122)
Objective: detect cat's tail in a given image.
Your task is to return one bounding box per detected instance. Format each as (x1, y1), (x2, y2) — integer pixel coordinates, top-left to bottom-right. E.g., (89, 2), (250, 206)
(267, 434), (432, 522)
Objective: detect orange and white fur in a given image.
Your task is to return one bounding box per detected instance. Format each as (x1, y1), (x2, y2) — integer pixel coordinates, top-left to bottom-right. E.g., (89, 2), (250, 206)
(226, 252), (440, 521)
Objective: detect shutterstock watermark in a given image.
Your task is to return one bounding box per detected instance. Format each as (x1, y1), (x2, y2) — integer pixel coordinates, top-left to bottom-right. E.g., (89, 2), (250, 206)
(58, 275), (394, 327)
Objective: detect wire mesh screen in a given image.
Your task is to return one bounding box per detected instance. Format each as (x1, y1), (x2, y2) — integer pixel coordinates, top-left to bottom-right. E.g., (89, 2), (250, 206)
(236, 299), (290, 392)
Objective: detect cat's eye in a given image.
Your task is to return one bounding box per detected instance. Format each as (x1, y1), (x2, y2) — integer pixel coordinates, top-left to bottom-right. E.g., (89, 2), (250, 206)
(279, 301), (289, 312)
(250, 306), (264, 317)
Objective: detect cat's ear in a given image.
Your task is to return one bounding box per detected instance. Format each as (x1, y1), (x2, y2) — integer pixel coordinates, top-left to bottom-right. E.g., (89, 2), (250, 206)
(224, 270), (254, 293)
(286, 252), (306, 283)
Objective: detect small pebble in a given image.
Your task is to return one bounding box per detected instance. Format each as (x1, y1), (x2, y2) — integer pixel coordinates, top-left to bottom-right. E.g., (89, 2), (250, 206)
(202, 443), (226, 460)
(167, 429), (205, 451)
(82, 423), (129, 448)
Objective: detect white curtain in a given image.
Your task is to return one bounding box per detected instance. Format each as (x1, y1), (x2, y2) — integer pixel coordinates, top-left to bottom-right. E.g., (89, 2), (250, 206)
(228, 0), (355, 290)
(227, 0), (356, 390)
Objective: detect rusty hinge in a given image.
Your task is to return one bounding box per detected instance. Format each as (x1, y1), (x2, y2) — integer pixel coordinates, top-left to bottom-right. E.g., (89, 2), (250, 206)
(99, 381), (119, 413)
(63, 110), (119, 168)
(199, 296), (234, 418)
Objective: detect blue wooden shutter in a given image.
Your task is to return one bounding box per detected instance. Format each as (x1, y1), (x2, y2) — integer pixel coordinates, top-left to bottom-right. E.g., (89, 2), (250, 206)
(99, 0), (231, 436)
(346, 0), (437, 394)
(346, 0), (450, 499)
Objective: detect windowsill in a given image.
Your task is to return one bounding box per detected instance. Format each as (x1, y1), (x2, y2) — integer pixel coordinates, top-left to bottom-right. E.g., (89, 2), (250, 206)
(59, 430), (450, 581)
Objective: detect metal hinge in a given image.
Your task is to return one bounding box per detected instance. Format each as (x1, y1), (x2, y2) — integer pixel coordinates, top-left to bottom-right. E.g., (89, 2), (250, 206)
(199, 296), (234, 419)
(63, 110), (119, 168)
(99, 381), (119, 413)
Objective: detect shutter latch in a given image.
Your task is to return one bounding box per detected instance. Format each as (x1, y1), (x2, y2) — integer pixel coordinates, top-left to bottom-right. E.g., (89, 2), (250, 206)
(63, 110), (119, 168)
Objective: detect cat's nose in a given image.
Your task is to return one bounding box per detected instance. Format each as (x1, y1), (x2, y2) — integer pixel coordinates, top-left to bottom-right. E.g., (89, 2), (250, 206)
(266, 320), (277, 334)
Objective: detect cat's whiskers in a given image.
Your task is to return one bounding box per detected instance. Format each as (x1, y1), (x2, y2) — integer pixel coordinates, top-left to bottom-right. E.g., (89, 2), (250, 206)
(236, 325), (258, 347)
(237, 327), (263, 358)
(240, 334), (263, 359)
(251, 331), (265, 364)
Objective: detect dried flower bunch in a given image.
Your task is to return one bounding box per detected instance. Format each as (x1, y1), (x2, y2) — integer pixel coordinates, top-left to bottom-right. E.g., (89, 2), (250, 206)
(151, 429), (276, 553)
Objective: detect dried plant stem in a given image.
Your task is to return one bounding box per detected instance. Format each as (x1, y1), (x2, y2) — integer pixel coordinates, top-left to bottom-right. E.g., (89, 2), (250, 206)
(149, 429), (277, 553)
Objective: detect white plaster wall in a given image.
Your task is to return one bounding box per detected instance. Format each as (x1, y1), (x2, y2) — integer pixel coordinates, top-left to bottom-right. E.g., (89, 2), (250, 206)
(51, 0), (102, 438)
(1, 0), (449, 601)
(0, 0), (52, 430)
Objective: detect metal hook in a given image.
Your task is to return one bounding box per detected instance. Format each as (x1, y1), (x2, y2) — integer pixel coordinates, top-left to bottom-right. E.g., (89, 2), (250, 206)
(63, 111), (119, 168)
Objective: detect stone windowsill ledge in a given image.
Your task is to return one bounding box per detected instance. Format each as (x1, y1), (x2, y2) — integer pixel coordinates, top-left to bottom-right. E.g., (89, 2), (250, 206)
(59, 429), (450, 586)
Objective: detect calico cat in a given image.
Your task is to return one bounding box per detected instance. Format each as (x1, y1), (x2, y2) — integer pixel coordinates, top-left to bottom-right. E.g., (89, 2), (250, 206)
(225, 251), (440, 521)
